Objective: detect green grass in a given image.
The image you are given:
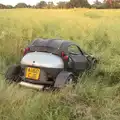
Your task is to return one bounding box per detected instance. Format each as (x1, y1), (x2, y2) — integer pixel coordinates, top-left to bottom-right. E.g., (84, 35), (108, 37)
(0, 8), (120, 120)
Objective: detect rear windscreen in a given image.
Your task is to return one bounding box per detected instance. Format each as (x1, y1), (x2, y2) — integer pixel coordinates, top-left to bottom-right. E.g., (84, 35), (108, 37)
(30, 39), (63, 54)
(32, 39), (63, 49)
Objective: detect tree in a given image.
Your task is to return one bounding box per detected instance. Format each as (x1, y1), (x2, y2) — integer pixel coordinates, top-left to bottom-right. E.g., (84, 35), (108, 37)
(103, 0), (120, 8)
(69, 0), (90, 8)
(65, 2), (72, 8)
(92, 0), (103, 8)
(27, 5), (32, 8)
(47, 2), (54, 9)
(0, 4), (7, 9)
(15, 3), (28, 8)
(32, 5), (36, 8)
(36, 1), (47, 8)
(6, 5), (13, 9)
(94, 0), (102, 5)
(57, 1), (68, 8)
(112, 0), (120, 8)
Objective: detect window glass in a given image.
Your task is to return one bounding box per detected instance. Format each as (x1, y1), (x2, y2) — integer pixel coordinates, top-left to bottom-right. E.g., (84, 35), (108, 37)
(68, 45), (81, 54)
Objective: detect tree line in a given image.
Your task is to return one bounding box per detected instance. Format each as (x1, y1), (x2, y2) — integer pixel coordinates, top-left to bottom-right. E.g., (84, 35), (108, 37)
(0, 0), (120, 9)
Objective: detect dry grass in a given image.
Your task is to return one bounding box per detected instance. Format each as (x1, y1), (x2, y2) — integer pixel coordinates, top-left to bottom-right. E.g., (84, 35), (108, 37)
(0, 8), (120, 120)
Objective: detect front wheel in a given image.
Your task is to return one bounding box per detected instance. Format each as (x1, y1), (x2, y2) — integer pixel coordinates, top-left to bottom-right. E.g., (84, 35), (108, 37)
(91, 58), (98, 70)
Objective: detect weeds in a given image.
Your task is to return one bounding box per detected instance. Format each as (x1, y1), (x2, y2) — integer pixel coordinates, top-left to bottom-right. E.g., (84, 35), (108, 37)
(0, 8), (120, 120)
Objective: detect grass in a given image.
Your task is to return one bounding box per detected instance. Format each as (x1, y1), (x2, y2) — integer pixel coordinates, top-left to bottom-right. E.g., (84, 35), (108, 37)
(0, 8), (120, 120)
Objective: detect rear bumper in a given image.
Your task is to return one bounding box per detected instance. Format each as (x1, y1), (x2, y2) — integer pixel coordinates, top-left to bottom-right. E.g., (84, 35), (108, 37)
(19, 81), (44, 90)
(24, 78), (54, 85)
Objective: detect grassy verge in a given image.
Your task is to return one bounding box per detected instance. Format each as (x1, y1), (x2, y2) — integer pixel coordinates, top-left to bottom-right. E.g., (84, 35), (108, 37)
(0, 8), (120, 120)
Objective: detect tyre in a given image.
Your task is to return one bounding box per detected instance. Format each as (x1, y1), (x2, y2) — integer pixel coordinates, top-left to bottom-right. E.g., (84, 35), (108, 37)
(5, 64), (21, 83)
(87, 56), (98, 70)
(52, 75), (75, 91)
(65, 75), (76, 86)
(91, 58), (98, 70)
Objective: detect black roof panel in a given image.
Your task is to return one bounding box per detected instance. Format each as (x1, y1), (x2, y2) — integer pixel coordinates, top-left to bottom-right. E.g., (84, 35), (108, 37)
(31, 38), (72, 48)
(32, 39), (62, 47)
(29, 38), (74, 55)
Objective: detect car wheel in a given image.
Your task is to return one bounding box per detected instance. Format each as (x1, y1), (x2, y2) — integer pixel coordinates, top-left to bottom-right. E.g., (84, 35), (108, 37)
(52, 75), (75, 91)
(65, 75), (75, 85)
(5, 65), (21, 83)
(91, 58), (98, 69)
(87, 56), (97, 70)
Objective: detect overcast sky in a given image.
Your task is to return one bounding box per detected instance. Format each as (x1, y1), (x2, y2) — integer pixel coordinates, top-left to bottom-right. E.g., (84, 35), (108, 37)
(0, 0), (104, 6)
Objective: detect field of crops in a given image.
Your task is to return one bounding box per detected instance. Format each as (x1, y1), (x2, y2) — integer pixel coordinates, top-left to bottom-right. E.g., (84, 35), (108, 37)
(0, 8), (120, 120)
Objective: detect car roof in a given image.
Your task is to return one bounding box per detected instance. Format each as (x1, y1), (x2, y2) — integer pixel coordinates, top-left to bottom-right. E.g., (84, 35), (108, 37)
(31, 38), (73, 49)
(29, 38), (79, 56)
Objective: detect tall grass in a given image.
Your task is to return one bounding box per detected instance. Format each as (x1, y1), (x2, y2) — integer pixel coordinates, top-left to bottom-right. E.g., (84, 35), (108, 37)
(0, 8), (120, 120)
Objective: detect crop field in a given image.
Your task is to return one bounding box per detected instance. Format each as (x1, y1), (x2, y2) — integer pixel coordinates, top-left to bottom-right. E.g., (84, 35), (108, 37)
(0, 8), (120, 120)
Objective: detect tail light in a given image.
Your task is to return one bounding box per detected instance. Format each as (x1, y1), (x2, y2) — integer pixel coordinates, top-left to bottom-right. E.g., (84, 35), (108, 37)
(61, 51), (65, 57)
(61, 51), (69, 61)
(63, 55), (69, 60)
(23, 47), (30, 55)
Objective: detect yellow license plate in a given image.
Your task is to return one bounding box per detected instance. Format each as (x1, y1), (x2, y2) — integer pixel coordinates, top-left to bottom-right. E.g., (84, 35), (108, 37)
(25, 67), (40, 80)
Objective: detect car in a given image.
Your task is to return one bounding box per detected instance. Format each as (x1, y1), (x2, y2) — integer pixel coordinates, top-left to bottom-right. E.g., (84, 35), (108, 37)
(5, 38), (98, 90)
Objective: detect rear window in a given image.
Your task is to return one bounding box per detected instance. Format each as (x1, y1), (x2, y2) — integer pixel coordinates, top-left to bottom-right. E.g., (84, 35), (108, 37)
(30, 39), (63, 55)
(32, 39), (63, 49)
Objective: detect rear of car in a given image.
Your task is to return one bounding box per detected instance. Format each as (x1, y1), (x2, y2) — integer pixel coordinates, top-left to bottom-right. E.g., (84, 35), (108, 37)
(20, 51), (64, 87)
(5, 38), (97, 90)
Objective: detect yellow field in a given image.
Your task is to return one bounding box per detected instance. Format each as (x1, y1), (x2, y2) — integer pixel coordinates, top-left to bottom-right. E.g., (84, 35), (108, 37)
(0, 8), (120, 120)
(0, 8), (120, 56)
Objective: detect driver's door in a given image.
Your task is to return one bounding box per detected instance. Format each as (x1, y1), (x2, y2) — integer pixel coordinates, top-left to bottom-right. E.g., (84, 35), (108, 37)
(68, 44), (88, 71)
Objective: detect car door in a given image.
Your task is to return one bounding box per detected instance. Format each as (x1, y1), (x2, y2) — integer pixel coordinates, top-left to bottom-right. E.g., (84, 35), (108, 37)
(68, 44), (88, 71)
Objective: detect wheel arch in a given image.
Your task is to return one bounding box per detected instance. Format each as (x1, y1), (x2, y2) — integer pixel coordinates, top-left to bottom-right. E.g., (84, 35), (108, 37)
(54, 71), (74, 88)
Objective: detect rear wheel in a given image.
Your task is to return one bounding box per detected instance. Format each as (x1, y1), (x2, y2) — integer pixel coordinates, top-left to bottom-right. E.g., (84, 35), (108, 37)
(5, 65), (21, 83)
(65, 75), (74, 84)
(65, 75), (77, 88)
(51, 75), (75, 91)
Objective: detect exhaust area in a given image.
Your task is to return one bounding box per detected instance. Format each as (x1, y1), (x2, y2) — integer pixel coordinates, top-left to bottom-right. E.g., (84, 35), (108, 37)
(19, 81), (44, 90)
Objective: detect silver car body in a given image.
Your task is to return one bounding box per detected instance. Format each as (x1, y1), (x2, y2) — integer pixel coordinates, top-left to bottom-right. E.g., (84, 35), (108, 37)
(21, 52), (64, 69)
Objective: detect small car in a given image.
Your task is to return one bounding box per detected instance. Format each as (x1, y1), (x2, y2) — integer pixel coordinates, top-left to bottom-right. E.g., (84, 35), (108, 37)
(5, 38), (98, 90)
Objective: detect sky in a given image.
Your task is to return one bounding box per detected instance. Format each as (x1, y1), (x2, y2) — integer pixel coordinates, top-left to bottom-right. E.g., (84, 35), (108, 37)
(0, 0), (104, 6)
